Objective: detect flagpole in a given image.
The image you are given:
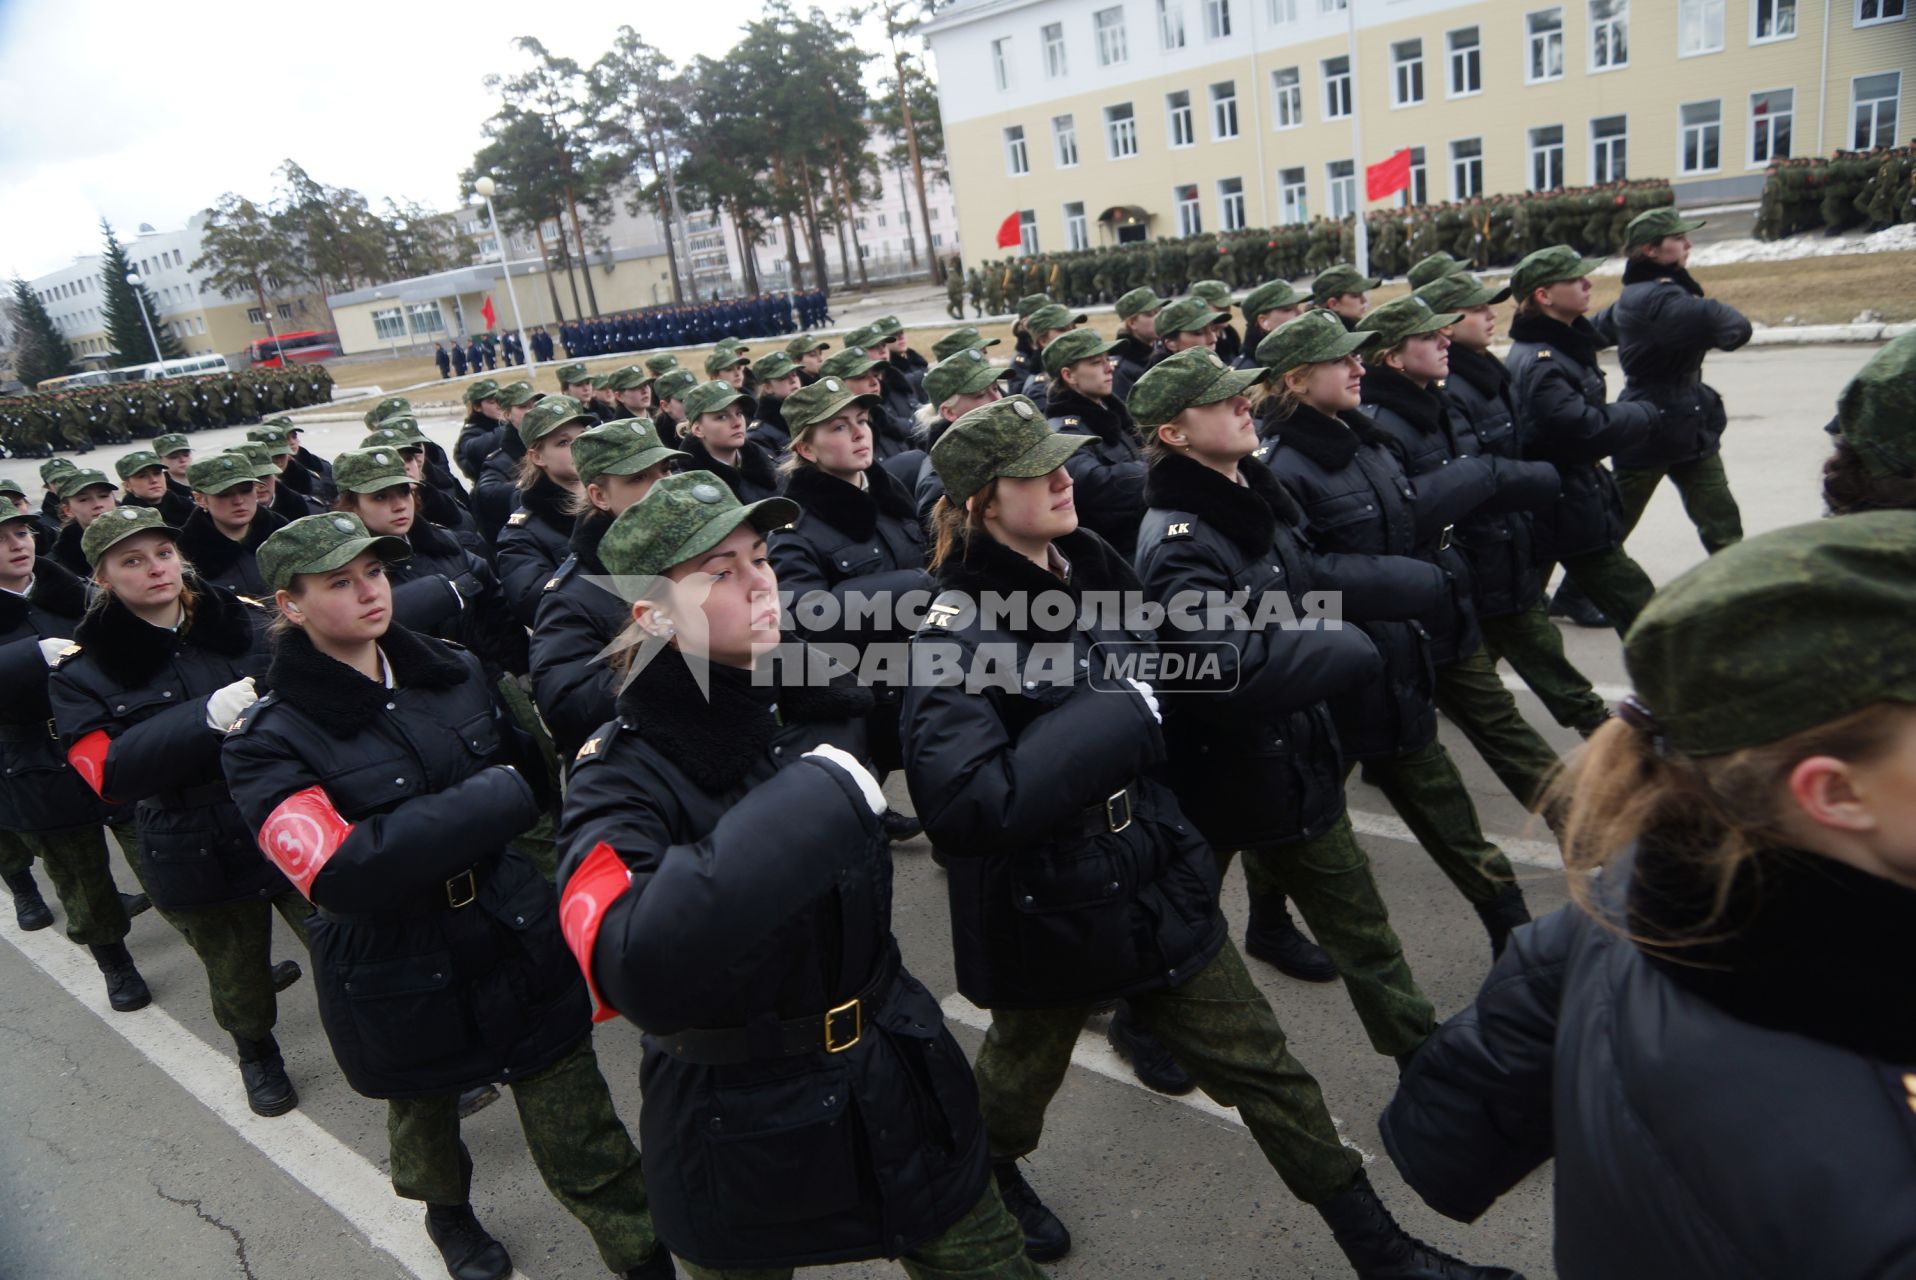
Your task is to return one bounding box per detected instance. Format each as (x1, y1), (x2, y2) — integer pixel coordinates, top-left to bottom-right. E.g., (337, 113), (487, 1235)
(1346, 0), (1368, 279)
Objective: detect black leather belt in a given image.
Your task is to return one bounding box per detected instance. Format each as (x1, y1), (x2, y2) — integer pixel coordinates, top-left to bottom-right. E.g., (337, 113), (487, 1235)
(141, 781), (232, 811)
(0, 720), (57, 744)
(650, 950), (899, 1065)
(1067, 784), (1137, 838)
(317, 863), (485, 922)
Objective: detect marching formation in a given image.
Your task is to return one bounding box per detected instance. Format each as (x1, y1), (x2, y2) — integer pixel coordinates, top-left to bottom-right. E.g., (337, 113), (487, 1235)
(6, 203), (1916, 1280)
(0, 365), (335, 458)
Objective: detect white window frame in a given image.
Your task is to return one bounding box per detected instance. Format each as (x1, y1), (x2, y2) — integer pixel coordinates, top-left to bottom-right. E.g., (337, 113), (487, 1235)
(1268, 0), (1296, 19)
(1590, 0), (1629, 72)
(1211, 81), (1240, 140)
(1042, 23), (1068, 78)
(1855, 0), (1906, 26)
(372, 308), (406, 340)
(1175, 183), (1203, 237)
(1323, 56), (1351, 119)
(1751, 0), (1798, 42)
(1748, 88), (1794, 167)
(1279, 167), (1309, 224)
(1204, 0), (1232, 39)
(1272, 66), (1303, 129)
(1064, 202), (1090, 251)
(1327, 160), (1357, 218)
(1678, 99), (1723, 174)
(1528, 125), (1565, 190)
(1526, 8), (1564, 83)
(1018, 210), (1039, 255)
(1678, 0), (1725, 55)
(1105, 102), (1139, 159)
(1004, 125), (1030, 176)
(1052, 113), (1080, 168)
(1851, 71), (1902, 148)
(1450, 137), (1484, 199)
(1400, 147), (1429, 206)
(991, 37), (1012, 90)
(1095, 6), (1129, 64)
(1392, 39), (1425, 107)
(1445, 27), (1482, 98)
(1590, 114), (1629, 183)
(1167, 90), (1196, 148)
(1158, 0), (1187, 49)
(406, 302), (442, 335)
(1219, 177), (1247, 230)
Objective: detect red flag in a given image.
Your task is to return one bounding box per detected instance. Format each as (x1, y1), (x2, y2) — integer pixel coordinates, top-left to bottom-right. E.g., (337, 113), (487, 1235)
(995, 211), (1022, 249)
(1366, 149), (1413, 202)
(480, 294), (497, 330)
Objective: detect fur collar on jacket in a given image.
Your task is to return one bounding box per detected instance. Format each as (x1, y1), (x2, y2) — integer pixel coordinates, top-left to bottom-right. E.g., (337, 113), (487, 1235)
(260, 622), (468, 738)
(1361, 367), (1449, 437)
(933, 525), (1138, 640)
(1144, 452), (1303, 562)
(1045, 381), (1140, 449)
(177, 506), (288, 582)
(681, 435), (781, 498)
(0, 556), (89, 633)
(1446, 344), (1512, 402)
(568, 510), (612, 576)
(72, 574), (259, 688)
(1621, 255), (1705, 296)
(784, 464), (915, 543)
(1260, 402), (1379, 472)
(516, 473), (576, 533)
(1508, 311), (1602, 369)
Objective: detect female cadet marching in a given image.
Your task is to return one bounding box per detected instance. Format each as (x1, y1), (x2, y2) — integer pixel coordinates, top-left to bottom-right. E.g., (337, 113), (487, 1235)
(49, 505), (309, 1115)
(1381, 512), (1916, 1279)
(901, 396), (1520, 1279)
(677, 381), (785, 504)
(219, 513), (667, 1280)
(553, 471), (1040, 1280)
(497, 395), (592, 626)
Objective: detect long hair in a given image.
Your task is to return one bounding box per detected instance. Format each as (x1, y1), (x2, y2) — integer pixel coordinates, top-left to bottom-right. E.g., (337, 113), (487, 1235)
(89, 551), (200, 631)
(927, 480), (999, 572)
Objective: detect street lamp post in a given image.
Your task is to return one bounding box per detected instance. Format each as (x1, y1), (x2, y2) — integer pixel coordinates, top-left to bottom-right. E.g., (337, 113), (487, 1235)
(471, 177), (535, 371)
(123, 271), (163, 364)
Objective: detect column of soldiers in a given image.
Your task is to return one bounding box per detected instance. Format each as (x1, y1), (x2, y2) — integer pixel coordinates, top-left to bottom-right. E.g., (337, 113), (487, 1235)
(552, 288), (834, 359)
(0, 365), (335, 459)
(1754, 144), (1916, 240)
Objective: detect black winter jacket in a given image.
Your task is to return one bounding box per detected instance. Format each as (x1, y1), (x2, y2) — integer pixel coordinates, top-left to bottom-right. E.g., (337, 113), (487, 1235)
(1442, 347), (1549, 616)
(1110, 334), (1153, 404)
(121, 486), (198, 528)
(495, 475), (576, 628)
(176, 506), (289, 598)
(1593, 259), (1753, 470)
(0, 562), (117, 834)
(50, 519), (90, 577)
(388, 519), (528, 676)
(529, 514), (629, 767)
(1046, 382), (1148, 558)
(747, 395), (794, 459)
(290, 448), (337, 503)
(680, 435), (783, 506)
(471, 430), (523, 546)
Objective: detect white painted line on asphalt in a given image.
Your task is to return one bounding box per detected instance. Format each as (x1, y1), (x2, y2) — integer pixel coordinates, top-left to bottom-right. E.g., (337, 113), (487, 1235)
(1498, 672), (1632, 704)
(0, 918), (536, 1280)
(937, 993), (1375, 1164)
(1348, 808), (1564, 871)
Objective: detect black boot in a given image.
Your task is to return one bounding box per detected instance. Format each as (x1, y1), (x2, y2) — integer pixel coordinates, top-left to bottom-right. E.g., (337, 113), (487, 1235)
(1472, 884), (1531, 960)
(1318, 1170), (1526, 1279)
(271, 959), (302, 992)
(620, 1247), (677, 1278)
(88, 942), (151, 1012)
(424, 1203), (512, 1280)
(456, 1085), (501, 1119)
(992, 1160), (1071, 1262)
(1106, 1001), (1195, 1096)
(1548, 581), (1610, 629)
(119, 889), (152, 918)
(4, 868), (54, 931)
(1244, 891), (1339, 983)
(879, 809), (923, 842)
(235, 1034), (298, 1116)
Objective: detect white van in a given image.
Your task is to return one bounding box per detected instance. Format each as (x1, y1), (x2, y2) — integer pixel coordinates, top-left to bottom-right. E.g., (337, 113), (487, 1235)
(137, 355), (231, 381)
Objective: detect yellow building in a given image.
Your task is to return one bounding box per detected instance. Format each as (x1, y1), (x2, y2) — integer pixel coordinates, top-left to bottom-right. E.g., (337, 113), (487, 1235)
(921, 0), (1913, 255)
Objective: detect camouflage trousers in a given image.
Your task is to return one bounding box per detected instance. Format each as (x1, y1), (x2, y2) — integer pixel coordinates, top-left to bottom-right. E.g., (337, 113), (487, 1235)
(1614, 453), (1744, 556)
(677, 1183), (1041, 1280)
(1435, 645), (1566, 821)
(386, 1035), (657, 1273)
(1357, 740), (1519, 907)
(1479, 601), (1611, 734)
(973, 942), (1364, 1206)
(0, 824), (131, 947)
(157, 890), (313, 1042)
(1220, 815), (1435, 1058)
(1552, 545), (1657, 638)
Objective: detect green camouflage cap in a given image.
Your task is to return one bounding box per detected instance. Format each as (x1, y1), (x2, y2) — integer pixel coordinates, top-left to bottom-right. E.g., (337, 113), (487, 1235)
(1240, 280), (1310, 316)
(153, 433), (191, 457)
(655, 369), (699, 404)
(1311, 264), (1383, 303)
(1042, 327), (1121, 376)
(713, 336), (749, 355)
(1406, 252), (1465, 291)
(248, 425), (292, 452)
(556, 362), (591, 386)
(1115, 287), (1168, 320)
(114, 450), (165, 480)
(362, 396), (412, 428)
(572, 418), (688, 482)
(364, 413), (426, 442)
(842, 323), (886, 352)
(1189, 280), (1234, 309)
(644, 353), (681, 377)
(519, 394), (590, 447)
(930, 395), (1089, 503)
(597, 470), (799, 579)
(749, 351), (799, 382)
(703, 348), (750, 378)
(39, 458), (78, 486)
(232, 443), (278, 479)
(1129, 348), (1267, 429)
(494, 380), (539, 408)
(1623, 511), (1916, 756)
(1255, 309), (1380, 374)
(682, 381), (746, 421)
(780, 376), (880, 433)
(462, 377), (501, 405)
(820, 348), (879, 380)
(256, 512), (411, 593)
(588, 374), (612, 391)
(1025, 303), (1086, 337)
(1510, 245), (1606, 302)
(57, 468), (117, 498)
(932, 327), (999, 362)
(187, 454), (258, 495)
(924, 349), (1001, 405)
(1624, 207), (1707, 250)
(1834, 331), (1916, 478)
(1414, 273), (1511, 311)
(331, 447), (413, 495)
(1357, 295), (1463, 349)
(81, 504), (174, 567)
(1014, 293), (1056, 320)
(260, 416), (297, 432)
(783, 335), (831, 361)
(0, 476), (27, 502)
(872, 315), (905, 338)
(605, 365), (655, 392)
(1154, 297), (1227, 338)
(359, 426), (425, 452)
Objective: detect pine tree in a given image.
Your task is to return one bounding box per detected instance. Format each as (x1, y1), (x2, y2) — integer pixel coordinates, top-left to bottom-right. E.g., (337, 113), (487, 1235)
(96, 218), (183, 366)
(7, 277), (78, 387)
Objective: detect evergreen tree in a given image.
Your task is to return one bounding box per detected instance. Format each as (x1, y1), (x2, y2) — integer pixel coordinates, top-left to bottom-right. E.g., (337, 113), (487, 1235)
(7, 277), (78, 387)
(96, 218), (183, 366)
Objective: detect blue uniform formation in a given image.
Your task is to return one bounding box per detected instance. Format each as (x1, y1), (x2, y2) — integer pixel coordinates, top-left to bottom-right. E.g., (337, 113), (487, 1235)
(556, 290), (830, 358)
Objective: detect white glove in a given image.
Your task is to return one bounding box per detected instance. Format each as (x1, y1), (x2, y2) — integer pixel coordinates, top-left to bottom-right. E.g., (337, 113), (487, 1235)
(38, 638), (71, 668)
(1128, 678), (1162, 724)
(803, 744), (887, 816)
(204, 677), (259, 731)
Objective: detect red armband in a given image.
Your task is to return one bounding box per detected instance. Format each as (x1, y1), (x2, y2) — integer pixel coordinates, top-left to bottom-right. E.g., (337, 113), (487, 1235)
(257, 786), (353, 899)
(559, 841), (633, 1024)
(66, 730), (112, 800)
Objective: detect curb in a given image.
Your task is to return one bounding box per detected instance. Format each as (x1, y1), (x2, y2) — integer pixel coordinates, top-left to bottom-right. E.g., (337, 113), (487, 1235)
(1746, 321), (1915, 345)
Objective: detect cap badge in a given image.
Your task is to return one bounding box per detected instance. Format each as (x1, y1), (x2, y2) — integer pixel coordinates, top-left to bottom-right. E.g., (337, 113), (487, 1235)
(374, 452), (390, 464)
(691, 483), (725, 504)
(118, 508), (139, 520)
(824, 378), (841, 392)
(1013, 400), (1035, 419)
(332, 517), (355, 532)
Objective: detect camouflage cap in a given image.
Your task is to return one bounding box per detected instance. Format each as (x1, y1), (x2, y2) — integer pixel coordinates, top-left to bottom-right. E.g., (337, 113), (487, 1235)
(655, 369), (700, 404)
(1189, 280), (1234, 309)
(495, 380), (540, 408)
(1624, 207), (1707, 250)
(362, 396), (412, 428)
(331, 447), (413, 495)
(39, 458), (78, 486)
(872, 315), (905, 339)
(0, 476), (27, 502)
(1311, 264), (1383, 302)
(359, 426), (423, 453)
(1026, 303), (1086, 337)
(519, 394), (590, 447)
(57, 468), (117, 498)
(256, 512), (411, 593)
(682, 381), (746, 421)
(1623, 511), (1916, 756)
(604, 365), (655, 392)
(572, 418), (688, 483)
(248, 425), (293, 452)
(187, 454), (258, 495)
(1129, 348), (1267, 429)
(1255, 310), (1379, 374)
(703, 347), (750, 377)
(232, 443), (279, 479)
(597, 470), (799, 579)
(781, 376), (881, 433)
(1115, 286), (1168, 320)
(1414, 272), (1512, 311)
(930, 395), (1089, 503)
(1154, 297), (1227, 338)
(643, 353), (681, 377)
(153, 433), (191, 457)
(462, 377), (501, 405)
(1406, 252), (1465, 291)
(1834, 331), (1916, 478)
(1357, 295), (1463, 349)
(1510, 245), (1606, 301)
(260, 416), (297, 432)
(81, 504), (174, 567)
(932, 327), (999, 362)
(820, 348), (879, 380)
(749, 351), (799, 383)
(924, 349), (1001, 405)
(588, 374), (613, 391)
(556, 362), (591, 386)
(1014, 293), (1056, 320)
(1042, 327), (1121, 376)
(713, 336), (749, 355)
(114, 450), (165, 480)
(842, 323), (886, 352)
(1240, 280), (1310, 316)
(783, 335), (831, 361)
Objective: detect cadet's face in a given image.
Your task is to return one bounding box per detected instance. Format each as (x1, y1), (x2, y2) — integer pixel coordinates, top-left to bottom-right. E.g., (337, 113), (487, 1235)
(799, 350), (825, 373)
(1165, 395), (1257, 464)
(509, 404), (531, 427)
(564, 382), (593, 399)
(398, 447), (425, 482)
(1127, 311), (1160, 343)
(533, 424), (587, 487)
(617, 388), (651, 413)
(479, 397), (504, 421)
(1062, 353), (1115, 400)
(1540, 277), (1592, 315)
(199, 486), (258, 531)
(164, 451), (191, 481)
(799, 409), (873, 476)
(286, 551), (391, 645)
(766, 373), (802, 398)
(692, 406), (748, 453)
(357, 484), (415, 537)
(1292, 355), (1365, 413)
(654, 523), (781, 669)
(0, 521), (35, 587)
(1391, 331), (1451, 383)
(124, 468), (168, 502)
(65, 485), (117, 527)
(1452, 304), (1499, 350)
(1257, 305), (1302, 329)
(1326, 293), (1369, 321)
(846, 372), (883, 398)
(588, 463), (672, 517)
(717, 364), (747, 389)
(1646, 235), (1691, 268)
(981, 467), (1077, 546)
(98, 531), (182, 609)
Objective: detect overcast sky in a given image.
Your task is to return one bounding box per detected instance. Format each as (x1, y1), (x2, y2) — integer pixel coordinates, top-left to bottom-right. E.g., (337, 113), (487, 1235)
(0, 0), (899, 281)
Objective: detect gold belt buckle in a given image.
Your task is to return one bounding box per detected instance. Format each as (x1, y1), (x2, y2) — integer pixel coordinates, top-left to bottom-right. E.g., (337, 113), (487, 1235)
(1105, 788), (1132, 833)
(46, 717), (58, 739)
(446, 869), (477, 909)
(1438, 524), (1455, 552)
(824, 997), (862, 1053)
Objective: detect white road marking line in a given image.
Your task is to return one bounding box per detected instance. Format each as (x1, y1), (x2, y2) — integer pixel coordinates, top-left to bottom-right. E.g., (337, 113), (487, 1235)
(1347, 809), (1565, 871)
(937, 993), (1374, 1164)
(0, 917), (536, 1280)
(1499, 672), (1632, 704)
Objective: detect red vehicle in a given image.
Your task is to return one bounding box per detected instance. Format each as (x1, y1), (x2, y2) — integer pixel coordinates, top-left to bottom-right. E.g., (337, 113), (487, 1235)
(248, 330), (341, 367)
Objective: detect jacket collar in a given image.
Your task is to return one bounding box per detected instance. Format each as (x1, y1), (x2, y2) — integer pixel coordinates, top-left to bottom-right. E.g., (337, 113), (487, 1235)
(1621, 255), (1705, 296)
(569, 510), (612, 576)
(1045, 381), (1139, 448)
(1144, 451), (1302, 562)
(177, 505), (288, 580)
(1262, 402), (1372, 472)
(1509, 311), (1601, 369)
(517, 473), (576, 532)
(682, 435), (781, 494)
(0, 556), (88, 632)
(1361, 367), (1448, 437)
(405, 518), (465, 561)
(261, 622), (469, 737)
(933, 525), (1137, 640)
(783, 464), (914, 542)
(72, 574), (260, 688)
(1446, 344), (1511, 401)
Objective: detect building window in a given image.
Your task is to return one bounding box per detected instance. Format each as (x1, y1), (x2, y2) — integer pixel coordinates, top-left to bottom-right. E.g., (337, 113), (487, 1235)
(1592, 115), (1629, 182)
(247, 307), (265, 324)
(194, 317), (205, 335)
(991, 37), (1011, 90)
(1018, 210), (1039, 255)
(1168, 90), (1196, 147)
(1678, 0), (1724, 54)
(407, 302), (443, 334)
(1095, 7), (1129, 64)
(1279, 167), (1309, 223)
(1321, 0), (1346, 10)
(1211, 81), (1239, 139)
(1327, 160), (1357, 218)
(1204, 0), (1231, 38)
(1323, 56), (1351, 119)
(1158, 0), (1186, 49)
(1004, 125), (1030, 176)
(1175, 184), (1203, 236)
(1392, 39), (1424, 106)
(1853, 72), (1901, 147)
(1856, 0), (1906, 24)
(1105, 102), (1139, 158)
(1527, 9), (1564, 82)
(1750, 89), (1794, 164)
(1272, 67), (1303, 128)
(1065, 202), (1090, 250)
(1753, 0), (1797, 40)
(1591, 0), (1628, 70)
(1042, 23), (1067, 77)
(1401, 146), (1429, 205)
(1053, 114), (1080, 167)
(1269, 0), (1296, 18)
(1219, 177), (1247, 229)
(1679, 100), (1722, 172)
(1529, 125), (1566, 189)
(878, 213), (888, 227)
(932, 232), (945, 248)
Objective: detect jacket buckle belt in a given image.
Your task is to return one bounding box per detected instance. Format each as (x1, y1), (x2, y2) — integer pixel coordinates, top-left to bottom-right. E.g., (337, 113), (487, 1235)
(1071, 784), (1139, 838)
(1438, 524), (1455, 552)
(1105, 788), (1132, 834)
(824, 997), (862, 1053)
(446, 869), (477, 909)
(650, 949), (899, 1066)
